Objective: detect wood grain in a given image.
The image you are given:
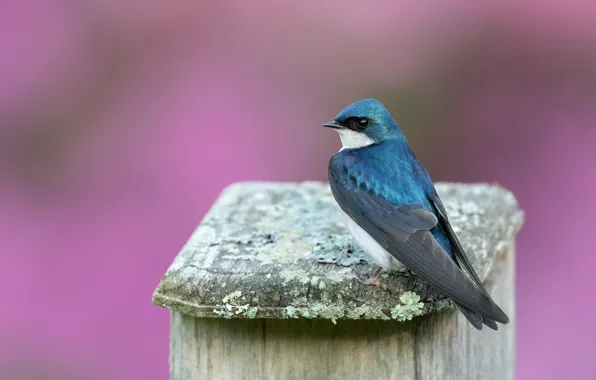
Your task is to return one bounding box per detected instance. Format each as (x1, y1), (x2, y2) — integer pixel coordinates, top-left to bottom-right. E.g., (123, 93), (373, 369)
(156, 181), (522, 379)
(170, 247), (514, 380)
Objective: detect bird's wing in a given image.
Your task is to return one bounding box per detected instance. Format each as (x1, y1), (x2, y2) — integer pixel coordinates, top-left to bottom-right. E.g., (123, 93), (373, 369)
(328, 176), (509, 323)
(429, 192), (488, 293)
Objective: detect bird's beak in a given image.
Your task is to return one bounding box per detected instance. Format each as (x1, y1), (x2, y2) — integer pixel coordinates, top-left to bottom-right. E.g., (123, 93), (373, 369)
(322, 120), (342, 129)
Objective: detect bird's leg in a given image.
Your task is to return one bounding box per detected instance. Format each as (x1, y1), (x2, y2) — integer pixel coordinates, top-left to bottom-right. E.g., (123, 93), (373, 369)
(358, 266), (389, 291)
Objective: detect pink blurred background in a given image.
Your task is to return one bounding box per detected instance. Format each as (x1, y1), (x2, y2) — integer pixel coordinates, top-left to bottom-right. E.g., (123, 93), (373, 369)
(1, 1), (595, 379)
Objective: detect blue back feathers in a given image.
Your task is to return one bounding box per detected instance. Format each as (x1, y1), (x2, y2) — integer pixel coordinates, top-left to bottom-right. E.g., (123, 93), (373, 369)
(330, 99), (454, 257)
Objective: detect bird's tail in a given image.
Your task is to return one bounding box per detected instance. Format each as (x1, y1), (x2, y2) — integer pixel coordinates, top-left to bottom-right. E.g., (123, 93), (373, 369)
(457, 305), (500, 330)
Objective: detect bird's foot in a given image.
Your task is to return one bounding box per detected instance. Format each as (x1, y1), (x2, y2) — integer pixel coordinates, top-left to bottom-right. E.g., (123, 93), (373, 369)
(358, 266), (390, 291)
(358, 276), (389, 291)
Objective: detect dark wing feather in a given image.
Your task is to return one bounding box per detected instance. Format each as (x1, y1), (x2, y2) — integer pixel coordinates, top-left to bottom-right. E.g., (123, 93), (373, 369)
(329, 179), (509, 325)
(430, 192), (487, 292)
(429, 192), (506, 330)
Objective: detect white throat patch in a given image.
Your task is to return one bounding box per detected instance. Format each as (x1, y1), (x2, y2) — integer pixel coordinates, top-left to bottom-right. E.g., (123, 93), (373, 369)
(337, 129), (375, 150)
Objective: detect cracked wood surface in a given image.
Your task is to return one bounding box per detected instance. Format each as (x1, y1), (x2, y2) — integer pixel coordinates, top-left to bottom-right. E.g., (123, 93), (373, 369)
(152, 181), (523, 323)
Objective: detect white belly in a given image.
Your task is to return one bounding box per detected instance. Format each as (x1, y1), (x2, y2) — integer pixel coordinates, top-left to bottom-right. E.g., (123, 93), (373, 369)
(340, 210), (406, 272)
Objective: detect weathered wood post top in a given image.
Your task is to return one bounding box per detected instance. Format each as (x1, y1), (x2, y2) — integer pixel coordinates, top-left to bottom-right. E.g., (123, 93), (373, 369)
(153, 181), (523, 380)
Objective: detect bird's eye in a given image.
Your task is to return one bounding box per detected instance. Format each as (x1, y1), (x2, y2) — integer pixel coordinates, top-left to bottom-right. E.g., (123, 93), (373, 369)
(358, 118), (369, 128)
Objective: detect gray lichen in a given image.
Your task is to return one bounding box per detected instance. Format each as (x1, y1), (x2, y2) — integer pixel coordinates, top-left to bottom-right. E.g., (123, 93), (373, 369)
(213, 291), (251, 319)
(346, 304), (390, 320)
(391, 292), (425, 321)
(313, 236), (369, 267)
(245, 307), (259, 319)
(279, 268), (311, 285)
(152, 181), (524, 323)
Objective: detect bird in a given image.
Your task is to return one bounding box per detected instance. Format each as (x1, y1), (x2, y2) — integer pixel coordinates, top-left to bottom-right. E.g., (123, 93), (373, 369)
(323, 98), (509, 330)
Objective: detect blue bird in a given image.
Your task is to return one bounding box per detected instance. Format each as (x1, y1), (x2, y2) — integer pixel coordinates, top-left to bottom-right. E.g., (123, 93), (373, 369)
(323, 99), (509, 330)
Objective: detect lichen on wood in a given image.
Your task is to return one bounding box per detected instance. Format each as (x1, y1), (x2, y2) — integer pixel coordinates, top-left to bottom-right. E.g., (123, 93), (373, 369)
(152, 181), (523, 323)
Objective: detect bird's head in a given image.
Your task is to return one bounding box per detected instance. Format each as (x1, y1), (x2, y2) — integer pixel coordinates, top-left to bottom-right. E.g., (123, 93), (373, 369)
(323, 99), (403, 149)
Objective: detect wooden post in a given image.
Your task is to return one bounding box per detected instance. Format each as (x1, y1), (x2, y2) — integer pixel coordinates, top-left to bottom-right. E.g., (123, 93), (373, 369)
(153, 181), (523, 380)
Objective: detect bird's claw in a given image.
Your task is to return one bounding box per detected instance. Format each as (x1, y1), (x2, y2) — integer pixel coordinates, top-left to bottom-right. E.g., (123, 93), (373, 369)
(358, 275), (390, 292)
